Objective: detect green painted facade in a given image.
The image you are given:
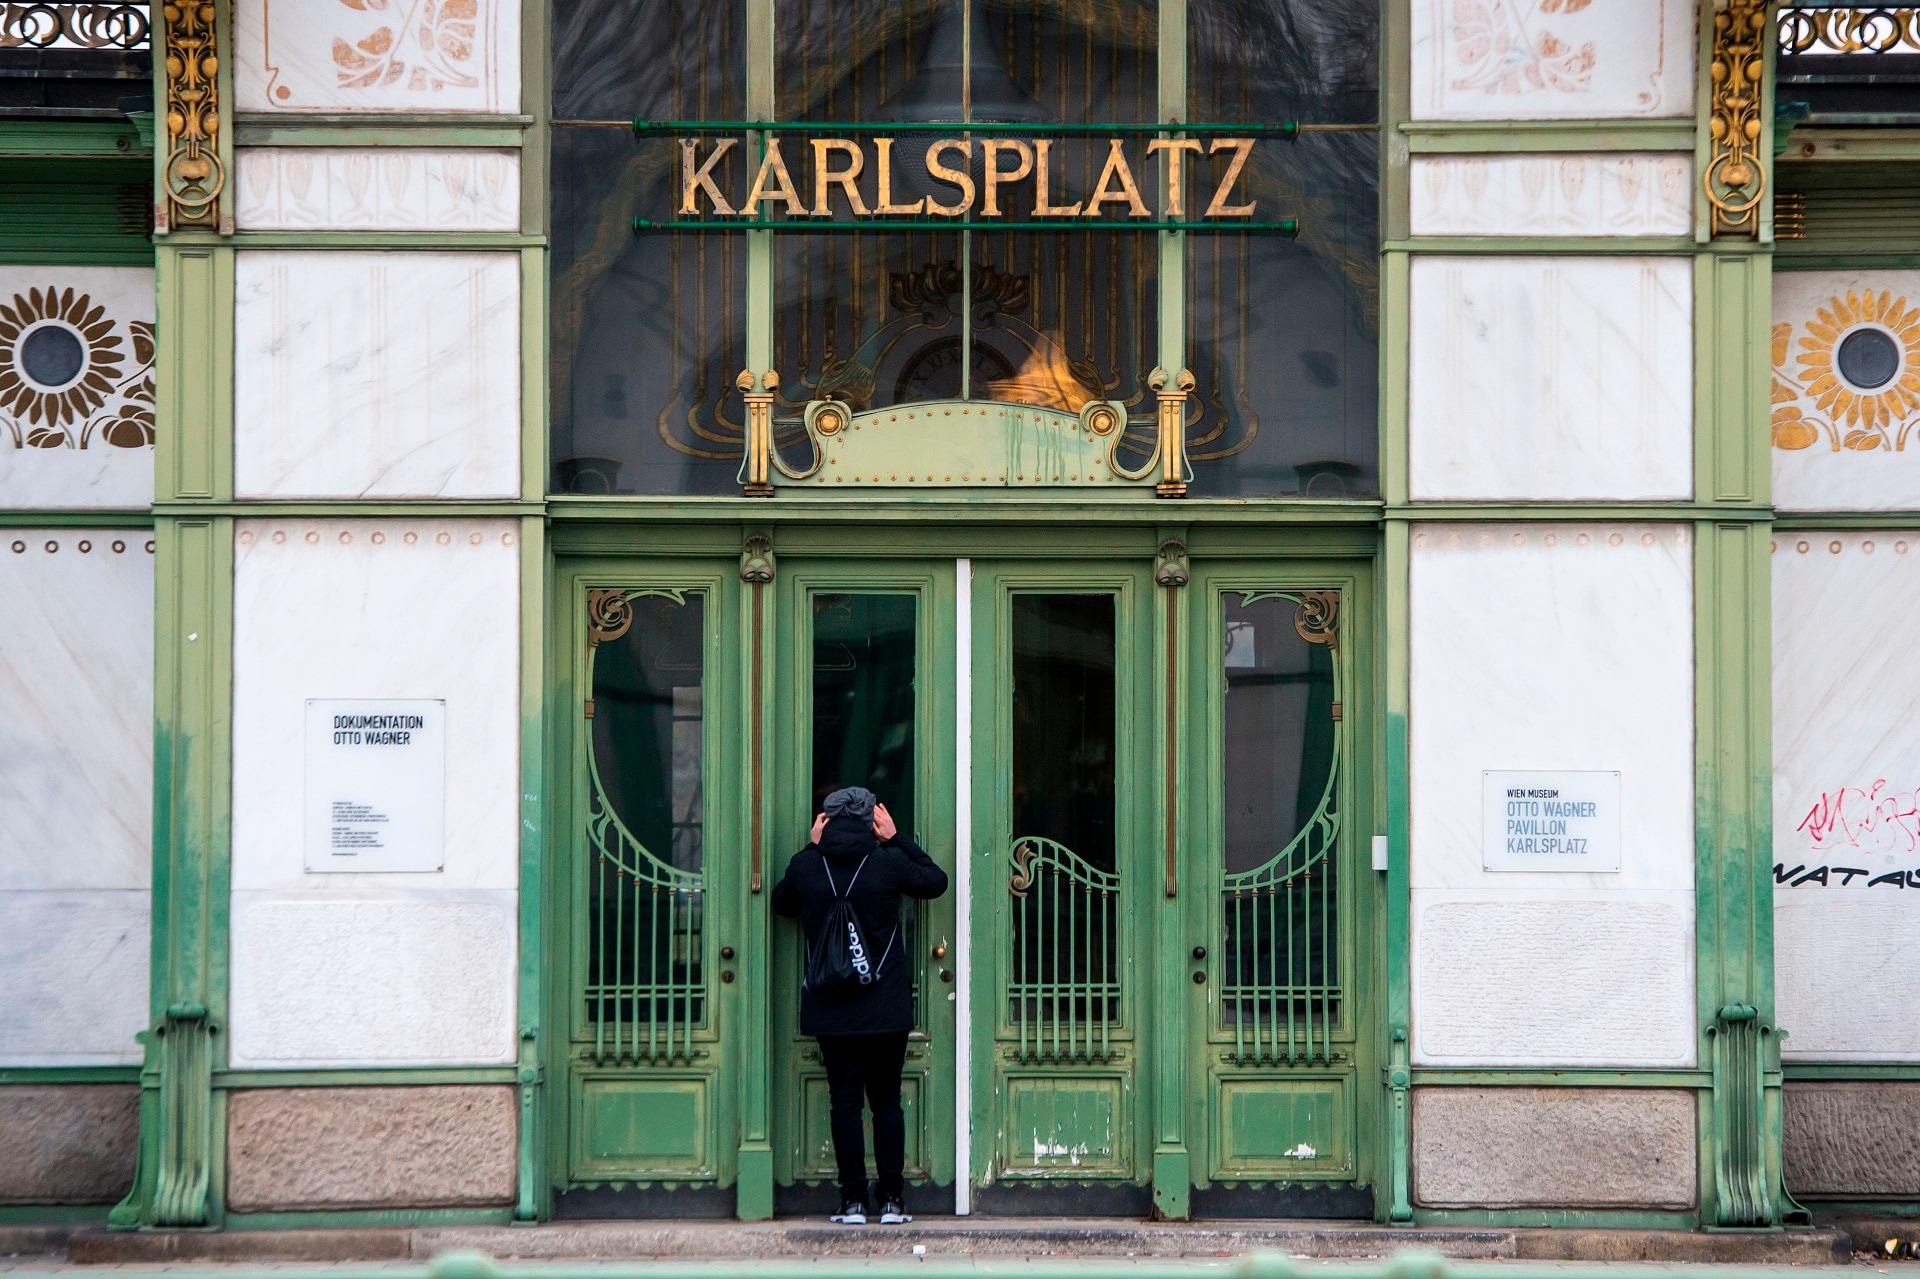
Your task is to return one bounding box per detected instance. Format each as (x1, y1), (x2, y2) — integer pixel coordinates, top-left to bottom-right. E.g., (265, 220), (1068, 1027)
(11, 0), (1909, 1232)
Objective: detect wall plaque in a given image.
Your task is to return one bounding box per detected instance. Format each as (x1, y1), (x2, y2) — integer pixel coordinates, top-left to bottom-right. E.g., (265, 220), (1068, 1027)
(304, 698), (445, 873)
(1482, 770), (1621, 872)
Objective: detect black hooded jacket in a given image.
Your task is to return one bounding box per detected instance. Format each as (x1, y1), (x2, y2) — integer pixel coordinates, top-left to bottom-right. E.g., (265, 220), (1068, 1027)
(771, 815), (949, 1036)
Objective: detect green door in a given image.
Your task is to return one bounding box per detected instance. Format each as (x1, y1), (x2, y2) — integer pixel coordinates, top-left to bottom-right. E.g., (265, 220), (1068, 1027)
(968, 559), (1158, 1213)
(1183, 562), (1376, 1216)
(554, 563), (744, 1217)
(768, 559), (960, 1212)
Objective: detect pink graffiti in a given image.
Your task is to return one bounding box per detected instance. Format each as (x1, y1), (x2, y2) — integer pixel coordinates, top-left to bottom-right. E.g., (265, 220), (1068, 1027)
(1796, 779), (1920, 857)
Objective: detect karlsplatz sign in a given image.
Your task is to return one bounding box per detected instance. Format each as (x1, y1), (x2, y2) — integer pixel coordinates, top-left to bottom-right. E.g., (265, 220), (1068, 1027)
(678, 135), (1258, 221)
(1481, 770), (1622, 873)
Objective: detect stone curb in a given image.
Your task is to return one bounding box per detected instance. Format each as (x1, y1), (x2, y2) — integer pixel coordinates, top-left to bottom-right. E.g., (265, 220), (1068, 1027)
(61, 1220), (1853, 1266)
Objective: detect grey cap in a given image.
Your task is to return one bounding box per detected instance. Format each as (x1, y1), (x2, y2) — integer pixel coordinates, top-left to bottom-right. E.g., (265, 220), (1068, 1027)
(823, 786), (877, 819)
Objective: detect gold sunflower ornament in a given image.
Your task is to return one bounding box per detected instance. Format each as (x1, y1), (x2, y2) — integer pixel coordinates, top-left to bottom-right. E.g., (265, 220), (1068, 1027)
(0, 286), (126, 448)
(1785, 289), (1920, 451)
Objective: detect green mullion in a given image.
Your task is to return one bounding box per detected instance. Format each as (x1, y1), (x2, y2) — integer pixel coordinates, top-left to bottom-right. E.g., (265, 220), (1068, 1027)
(0, 1066), (143, 1085)
(152, 501), (546, 517)
(1384, 237), (1698, 255)
(1380, 517), (1411, 1224)
(213, 1069), (518, 1089)
(233, 113), (536, 130)
(0, 512), (155, 528)
(515, 514), (549, 1222)
(1410, 1070), (1716, 1087)
(547, 496), (1387, 524)
(1783, 1063), (1920, 1080)
(1402, 119), (1696, 153)
(154, 246), (234, 503)
(520, 0), (549, 239)
(226, 232), (547, 250)
(232, 125), (527, 148)
(1389, 503), (1768, 521)
(1776, 512), (1920, 528)
(521, 248), (548, 502)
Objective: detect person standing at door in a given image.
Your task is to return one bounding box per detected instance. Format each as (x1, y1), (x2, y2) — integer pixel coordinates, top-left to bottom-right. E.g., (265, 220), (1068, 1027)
(772, 785), (948, 1225)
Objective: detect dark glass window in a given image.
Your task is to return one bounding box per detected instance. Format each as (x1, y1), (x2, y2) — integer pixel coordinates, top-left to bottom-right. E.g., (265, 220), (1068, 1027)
(548, 0), (1377, 497)
(1186, 0), (1380, 497)
(551, 2), (747, 495)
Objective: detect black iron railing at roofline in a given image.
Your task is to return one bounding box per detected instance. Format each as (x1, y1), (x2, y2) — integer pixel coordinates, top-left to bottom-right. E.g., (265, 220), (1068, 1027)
(0, 2), (148, 51)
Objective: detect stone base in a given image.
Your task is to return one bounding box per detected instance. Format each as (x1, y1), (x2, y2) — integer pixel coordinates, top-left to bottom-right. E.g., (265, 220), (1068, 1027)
(1412, 1085), (1697, 1209)
(225, 1085), (517, 1212)
(62, 1220), (1851, 1265)
(0, 1084), (139, 1205)
(1786, 1080), (1920, 1199)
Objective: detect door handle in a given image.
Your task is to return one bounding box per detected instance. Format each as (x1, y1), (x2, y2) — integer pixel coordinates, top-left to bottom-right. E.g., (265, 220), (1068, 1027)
(933, 937), (949, 959)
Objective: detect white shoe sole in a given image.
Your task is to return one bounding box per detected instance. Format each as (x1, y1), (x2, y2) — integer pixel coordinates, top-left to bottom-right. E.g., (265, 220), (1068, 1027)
(880, 1213), (911, 1224)
(830, 1214), (867, 1225)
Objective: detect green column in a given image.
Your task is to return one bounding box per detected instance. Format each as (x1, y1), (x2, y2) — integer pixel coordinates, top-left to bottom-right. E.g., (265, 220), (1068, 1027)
(1692, 0), (1796, 1220)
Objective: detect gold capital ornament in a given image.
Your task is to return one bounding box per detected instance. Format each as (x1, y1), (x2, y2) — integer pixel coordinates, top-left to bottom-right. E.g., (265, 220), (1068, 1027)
(736, 369), (779, 497)
(1704, 0), (1768, 238)
(1148, 367), (1195, 498)
(160, 1), (224, 232)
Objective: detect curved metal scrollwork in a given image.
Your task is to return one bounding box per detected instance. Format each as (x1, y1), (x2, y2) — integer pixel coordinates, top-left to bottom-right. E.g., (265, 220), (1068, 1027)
(1221, 590), (1342, 1066)
(1007, 837), (1120, 1064)
(583, 588), (704, 1066)
(0, 3), (148, 49)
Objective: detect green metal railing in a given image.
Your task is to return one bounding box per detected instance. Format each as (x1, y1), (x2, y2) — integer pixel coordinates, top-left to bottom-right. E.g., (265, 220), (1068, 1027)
(1221, 751), (1341, 1067)
(1006, 836), (1121, 1064)
(584, 746), (706, 1066)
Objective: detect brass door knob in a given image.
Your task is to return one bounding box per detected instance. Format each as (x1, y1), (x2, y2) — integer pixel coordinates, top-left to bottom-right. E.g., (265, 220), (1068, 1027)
(933, 939), (949, 959)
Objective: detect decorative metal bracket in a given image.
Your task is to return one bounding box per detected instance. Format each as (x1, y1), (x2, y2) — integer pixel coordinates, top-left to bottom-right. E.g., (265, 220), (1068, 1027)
(585, 589), (636, 647)
(1154, 538), (1189, 588)
(159, 1), (224, 232)
(742, 531), (773, 891)
(739, 533), (775, 584)
(1148, 367), (1195, 498)
(148, 1003), (216, 1226)
(1385, 1028), (1413, 1222)
(1706, 1004), (1775, 1226)
(737, 369), (779, 497)
(1705, 0), (1768, 238)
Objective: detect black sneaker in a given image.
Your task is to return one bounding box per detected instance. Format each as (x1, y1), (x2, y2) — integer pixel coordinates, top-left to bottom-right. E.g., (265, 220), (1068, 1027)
(830, 1198), (867, 1224)
(878, 1197), (910, 1224)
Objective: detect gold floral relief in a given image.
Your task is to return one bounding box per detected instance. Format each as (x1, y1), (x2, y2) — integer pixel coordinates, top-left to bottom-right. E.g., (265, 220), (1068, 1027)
(1772, 290), (1920, 453)
(0, 287), (155, 451)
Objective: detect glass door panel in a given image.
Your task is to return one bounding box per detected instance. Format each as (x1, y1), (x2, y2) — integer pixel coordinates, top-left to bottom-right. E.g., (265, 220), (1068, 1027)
(772, 566), (957, 1212)
(1188, 567), (1373, 1217)
(973, 563), (1153, 1212)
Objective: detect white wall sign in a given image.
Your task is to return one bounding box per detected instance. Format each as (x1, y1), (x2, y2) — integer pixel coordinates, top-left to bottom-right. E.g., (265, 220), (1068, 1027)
(1482, 770), (1621, 872)
(304, 699), (445, 873)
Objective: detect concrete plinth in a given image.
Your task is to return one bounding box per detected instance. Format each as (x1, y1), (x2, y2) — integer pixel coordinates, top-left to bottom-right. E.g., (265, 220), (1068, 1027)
(0, 1084), (139, 1205)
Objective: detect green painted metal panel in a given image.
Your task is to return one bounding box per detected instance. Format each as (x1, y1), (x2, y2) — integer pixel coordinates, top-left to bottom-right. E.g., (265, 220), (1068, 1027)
(575, 1076), (709, 1171)
(1002, 1075), (1130, 1177)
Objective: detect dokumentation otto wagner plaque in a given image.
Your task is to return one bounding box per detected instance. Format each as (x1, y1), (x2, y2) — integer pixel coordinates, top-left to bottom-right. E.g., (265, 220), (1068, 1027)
(304, 699), (446, 873)
(1481, 770), (1621, 873)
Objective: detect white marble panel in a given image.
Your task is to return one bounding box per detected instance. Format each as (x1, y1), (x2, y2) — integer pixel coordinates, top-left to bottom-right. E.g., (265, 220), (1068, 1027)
(235, 0), (521, 114)
(0, 268), (154, 509)
(233, 252), (521, 499)
(1411, 0), (1695, 119)
(1772, 271), (1920, 511)
(0, 890), (149, 1065)
(231, 519), (520, 894)
(1409, 256), (1693, 501)
(236, 148), (520, 232)
(1774, 532), (1920, 1059)
(1410, 523), (1696, 894)
(228, 891), (516, 1067)
(1777, 896), (1920, 1060)
(1413, 890), (1696, 1066)
(1410, 154), (1691, 236)
(0, 532), (153, 891)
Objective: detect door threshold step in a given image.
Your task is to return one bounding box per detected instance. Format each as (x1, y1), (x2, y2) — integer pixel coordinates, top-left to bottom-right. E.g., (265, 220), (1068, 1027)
(59, 1219), (1852, 1266)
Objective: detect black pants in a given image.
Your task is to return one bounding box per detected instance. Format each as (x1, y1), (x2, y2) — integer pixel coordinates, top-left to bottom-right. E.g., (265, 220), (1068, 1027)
(816, 1031), (909, 1204)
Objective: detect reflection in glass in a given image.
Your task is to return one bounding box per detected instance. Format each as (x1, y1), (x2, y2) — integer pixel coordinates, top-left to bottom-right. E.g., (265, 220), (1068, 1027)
(587, 593), (707, 1051)
(1009, 594), (1120, 1052)
(1186, 0), (1379, 496)
(1219, 593), (1340, 1064)
(551, 1), (746, 495)
(811, 593), (918, 837)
